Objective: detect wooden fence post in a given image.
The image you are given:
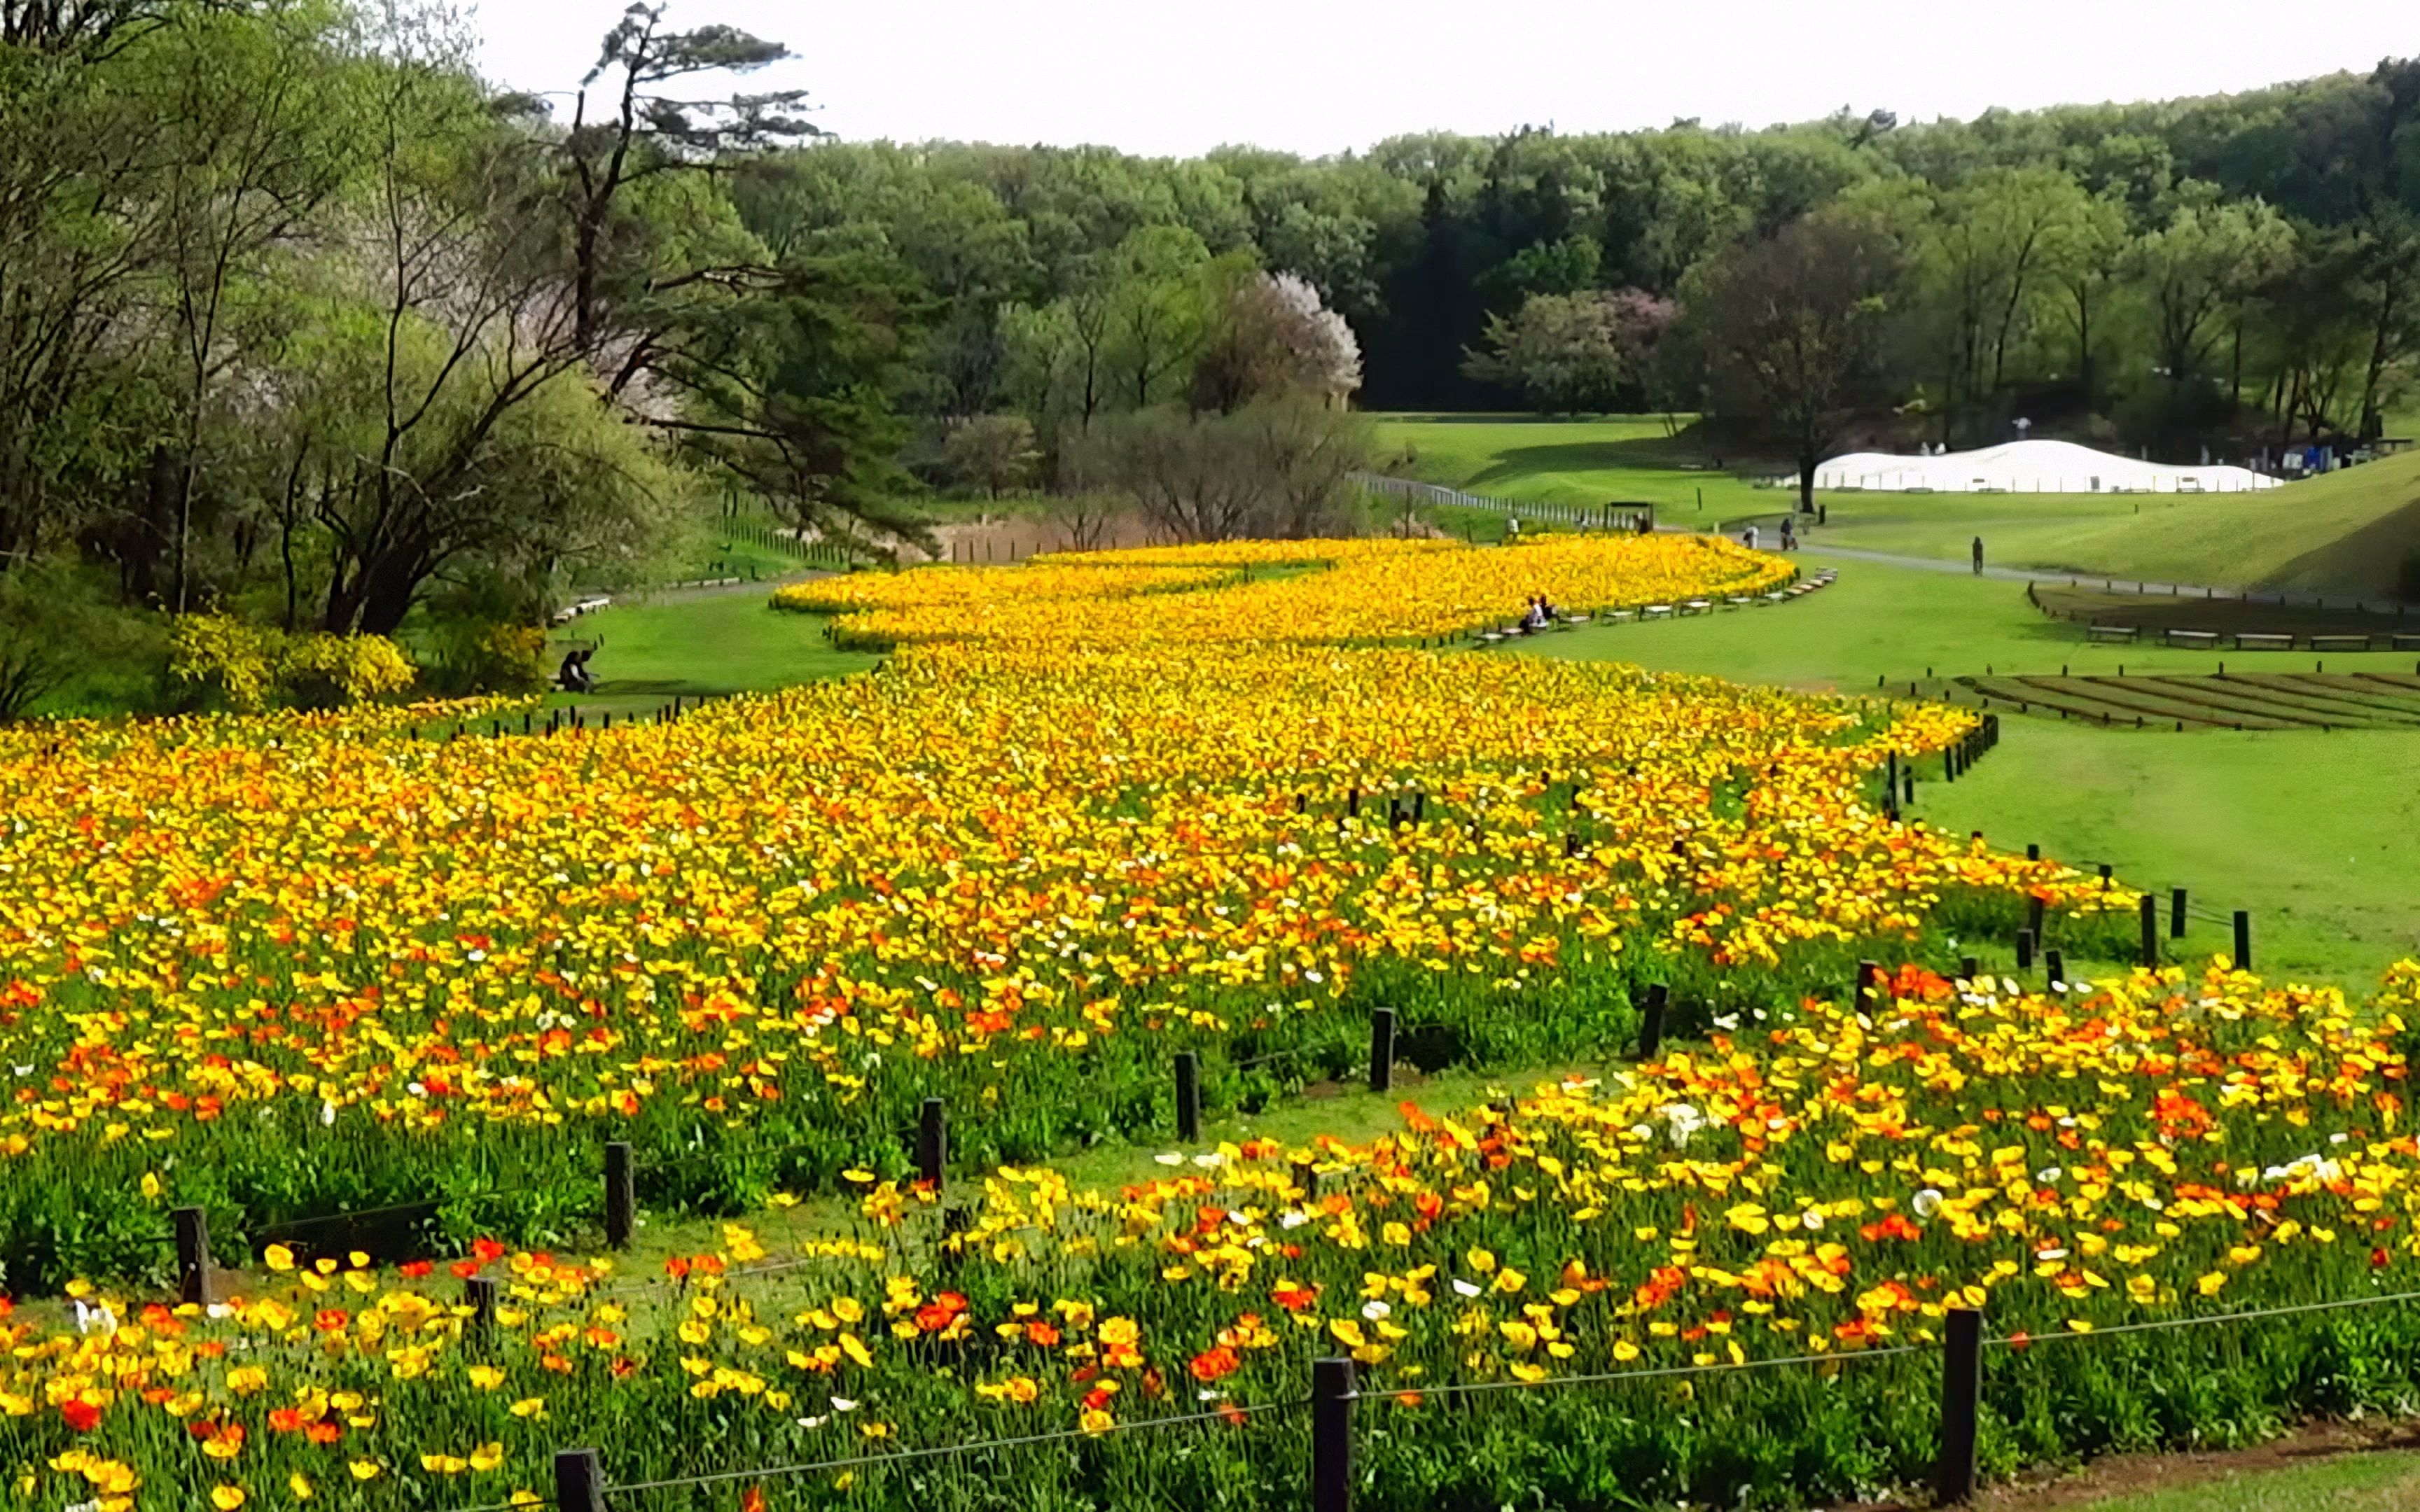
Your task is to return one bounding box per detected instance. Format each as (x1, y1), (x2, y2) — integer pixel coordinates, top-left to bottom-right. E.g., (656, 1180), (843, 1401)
(2139, 895), (2159, 968)
(555, 1448), (606, 1512)
(2171, 888), (2188, 940)
(918, 1097), (947, 1189)
(1312, 1357), (1356, 1512)
(1856, 960), (1884, 1008)
(1637, 983), (1668, 1061)
(604, 1142), (634, 1250)
(1935, 1308), (1983, 1505)
(1368, 1010), (1396, 1095)
(2234, 911), (2253, 972)
(2015, 929), (2034, 972)
(1175, 1052), (1202, 1142)
(2045, 948), (2065, 988)
(1961, 955), (1980, 983)
(172, 1207), (213, 1308)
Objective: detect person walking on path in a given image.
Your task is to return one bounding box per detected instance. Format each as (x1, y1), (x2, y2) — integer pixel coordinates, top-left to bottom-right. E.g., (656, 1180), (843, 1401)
(1971, 536), (1984, 575)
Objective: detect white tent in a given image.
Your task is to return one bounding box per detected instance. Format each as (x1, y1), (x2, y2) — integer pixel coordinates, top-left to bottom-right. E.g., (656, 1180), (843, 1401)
(1808, 439), (2281, 495)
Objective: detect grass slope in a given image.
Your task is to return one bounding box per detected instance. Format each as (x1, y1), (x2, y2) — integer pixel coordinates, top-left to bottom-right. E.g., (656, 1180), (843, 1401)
(1375, 413), (1777, 521)
(1806, 451), (2420, 601)
(544, 586), (877, 718)
(1522, 554), (2420, 986)
(1380, 413), (2420, 601)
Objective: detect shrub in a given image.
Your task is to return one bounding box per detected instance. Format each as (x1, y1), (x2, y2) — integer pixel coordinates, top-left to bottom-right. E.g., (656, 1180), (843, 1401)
(276, 630), (419, 708)
(167, 613), (280, 711)
(168, 613), (417, 710)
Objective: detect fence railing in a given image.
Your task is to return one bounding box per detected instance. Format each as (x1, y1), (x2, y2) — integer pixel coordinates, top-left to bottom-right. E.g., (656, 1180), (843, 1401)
(1356, 473), (1655, 534)
(446, 1280), (2420, 1512)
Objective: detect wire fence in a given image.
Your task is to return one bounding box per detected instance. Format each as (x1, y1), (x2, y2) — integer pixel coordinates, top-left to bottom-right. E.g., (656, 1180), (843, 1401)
(445, 1282), (2420, 1512)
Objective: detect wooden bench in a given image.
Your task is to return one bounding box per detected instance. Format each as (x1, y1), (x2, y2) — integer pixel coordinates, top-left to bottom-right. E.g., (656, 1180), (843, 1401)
(2234, 632), (2294, 651)
(2086, 624), (2140, 643)
(2163, 629), (2220, 648)
(2311, 634), (2374, 652)
(1643, 605), (1674, 620)
(1682, 598), (1713, 615)
(2394, 633), (2420, 652)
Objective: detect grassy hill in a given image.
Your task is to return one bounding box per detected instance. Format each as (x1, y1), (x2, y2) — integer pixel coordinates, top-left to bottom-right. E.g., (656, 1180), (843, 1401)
(1807, 449), (2420, 601)
(1377, 413), (2420, 601)
(1374, 413), (1778, 521)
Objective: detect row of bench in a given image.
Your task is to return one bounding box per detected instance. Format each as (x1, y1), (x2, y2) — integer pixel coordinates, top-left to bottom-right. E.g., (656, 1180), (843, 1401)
(2086, 624), (2420, 652)
(1475, 570), (1839, 645)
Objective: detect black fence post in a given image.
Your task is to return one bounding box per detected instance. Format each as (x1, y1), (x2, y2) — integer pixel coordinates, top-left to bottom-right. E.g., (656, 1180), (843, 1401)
(1175, 1052), (1202, 1142)
(1935, 1308), (1983, 1505)
(2171, 887), (2188, 941)
(465, 1275), (499, 1342)
(1638, 983), (1668, 1060)
(2045, 948), (2065, 987)
(2139, 895), (2159, 968)
(555, 1448), (606, 1512)
(172, 1206), (214, 1307)
(1368, 1009), (1396, 1095)
(2234, 910), (2253, 972)
(1856, 959), (1884, 1008)
(2016, 928), (2035, 971)
(1312, 1357), (1356, 1512)
(2025, 895), (2045, 941)
(1961, 955), (1980, 983)
(604, 1142), (635, 1250)
(918, 1097), (947, 1189)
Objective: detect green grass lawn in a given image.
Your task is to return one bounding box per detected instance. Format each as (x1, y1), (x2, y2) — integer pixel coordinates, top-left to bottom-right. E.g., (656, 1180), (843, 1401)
(1375, 412), (1781, 523)
(1382, 413), (2420, 603)
(2075, 1446), (2420, 1512)
(1522, 553), (2420, 988)
(542, 587), (876, 719)
(1799, 452), (2420, 603)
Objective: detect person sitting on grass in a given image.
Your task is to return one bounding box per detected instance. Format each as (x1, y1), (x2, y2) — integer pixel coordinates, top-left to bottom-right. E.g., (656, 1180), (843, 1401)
(556, 649), (595, 694)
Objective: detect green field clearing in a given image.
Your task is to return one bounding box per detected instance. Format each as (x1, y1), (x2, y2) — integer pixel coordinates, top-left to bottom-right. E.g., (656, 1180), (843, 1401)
(1800, 451), (2420, 601)
(1518, 553), (2420, 987)
(541, 584), (876, 718)
(1382, 414), (2420, 603)
(1375, 412), (1778, 520)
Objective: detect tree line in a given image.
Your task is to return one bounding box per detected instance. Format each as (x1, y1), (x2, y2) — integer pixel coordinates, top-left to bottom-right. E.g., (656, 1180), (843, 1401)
(1, 1), (2414, 712)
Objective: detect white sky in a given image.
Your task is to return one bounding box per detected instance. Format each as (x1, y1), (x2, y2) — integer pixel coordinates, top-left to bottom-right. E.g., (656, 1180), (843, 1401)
(475, 1), (2412, 160)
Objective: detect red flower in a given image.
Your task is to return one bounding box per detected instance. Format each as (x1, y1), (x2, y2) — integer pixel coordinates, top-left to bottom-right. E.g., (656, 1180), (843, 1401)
(1188, 1347), (1241, 1383)
(742, 1490), (767, 1512)
(59, 1399), (100, 1433)
(471, 1238), (506, 1264)
(2373, 1247), (2393, 1269)
(398, 1260), (433, 1280)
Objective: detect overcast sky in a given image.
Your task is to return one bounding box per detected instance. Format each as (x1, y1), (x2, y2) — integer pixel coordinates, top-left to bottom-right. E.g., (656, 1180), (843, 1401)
(475, 1), (2412, 160)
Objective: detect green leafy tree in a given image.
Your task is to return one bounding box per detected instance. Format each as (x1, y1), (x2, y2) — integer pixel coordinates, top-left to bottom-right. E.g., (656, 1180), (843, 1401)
(1462, 290), (1627, 414)
(1685, 211), (1903, 513)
